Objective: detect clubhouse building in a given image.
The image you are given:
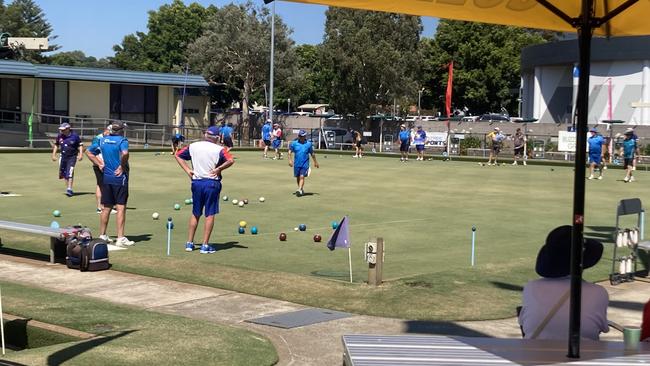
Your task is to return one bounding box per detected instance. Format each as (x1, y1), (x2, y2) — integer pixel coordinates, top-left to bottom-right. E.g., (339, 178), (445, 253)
(520, 36), (650, 125)
(0, 60), (209, 145)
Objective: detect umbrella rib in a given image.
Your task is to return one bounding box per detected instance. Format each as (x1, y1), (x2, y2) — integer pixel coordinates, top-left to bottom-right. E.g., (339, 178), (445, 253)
(536, 0), (577, 27)
(596, 0), (639, 27)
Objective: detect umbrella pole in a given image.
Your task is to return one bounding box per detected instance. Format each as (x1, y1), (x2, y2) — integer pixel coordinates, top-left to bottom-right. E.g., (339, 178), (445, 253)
(568, 0), (593, 358)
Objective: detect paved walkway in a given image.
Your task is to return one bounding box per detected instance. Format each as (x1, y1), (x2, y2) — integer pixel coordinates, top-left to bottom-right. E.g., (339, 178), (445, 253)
(0, 255), (648, 366)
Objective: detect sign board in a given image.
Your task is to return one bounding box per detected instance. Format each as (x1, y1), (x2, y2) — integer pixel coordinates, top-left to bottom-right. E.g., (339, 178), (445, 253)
(426, 132), (448, 146)
(454, 134), (465, 140)
(558, 131), (576, 152)
(363, 131), (372, 137)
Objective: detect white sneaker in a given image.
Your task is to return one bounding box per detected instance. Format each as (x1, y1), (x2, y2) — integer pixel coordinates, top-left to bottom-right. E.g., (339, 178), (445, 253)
(523, 161), (527, 166)
(110, 209), (117, 215)
(98, 234), (113, 243)
(512, 162), (517, 165)
(588, 175), (594, 180)
(630, 176), (635, 182)
(115, 237), (135, 247)
(623, 176), (630, 182)
(597, 175), (603, 180)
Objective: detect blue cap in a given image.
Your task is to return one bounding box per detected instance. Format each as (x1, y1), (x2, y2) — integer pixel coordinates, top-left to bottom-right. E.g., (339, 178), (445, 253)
(298, 129), (307, 137)
(590, 128), (598, 132)
(206, 126), (220, 136)
(58, 122), (71, 130)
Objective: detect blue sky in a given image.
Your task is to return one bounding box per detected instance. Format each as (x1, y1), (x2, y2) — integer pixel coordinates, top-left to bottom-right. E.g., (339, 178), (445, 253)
(35, 0), (439, 58)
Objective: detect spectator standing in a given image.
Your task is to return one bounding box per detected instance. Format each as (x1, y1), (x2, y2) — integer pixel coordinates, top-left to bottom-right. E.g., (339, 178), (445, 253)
(51, 122), (83, 197)
(621, 129), (640, 183)
(486, 127), (505, 166)
(414, 126), (427, 161)
(261, 119), (273, 158)
(512, 128), (526, 166)
(397, 124), (411, 162)
(352, 129), (363, 158)
(86, 121), (134, 247)
(587, 128), (605, 180)
(175, 126), (234, 254)
(220, 122), (234, 149)
(272, 123), (283, 160)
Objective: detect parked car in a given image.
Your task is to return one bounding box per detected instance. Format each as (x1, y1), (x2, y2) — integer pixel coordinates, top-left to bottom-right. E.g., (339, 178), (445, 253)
(309, 127), (354, 149)
(478, 113), (510, 122)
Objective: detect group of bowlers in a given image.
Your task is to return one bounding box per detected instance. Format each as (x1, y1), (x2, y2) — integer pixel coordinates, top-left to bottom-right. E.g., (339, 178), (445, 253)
(50, 119), (641, 252)
(51, 121), (135, 247)
(588, 127), (641, 182)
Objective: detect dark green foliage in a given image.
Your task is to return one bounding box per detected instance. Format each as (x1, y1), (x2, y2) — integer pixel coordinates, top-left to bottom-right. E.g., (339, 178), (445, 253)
(188, 2), (295, 123)
(322, 9), (423, 119)
(460, 135), (482, 154)
(421, 20), (546, 116)
(0, 0), (58, 61)
(48, 50), (113, 68)
(112, 0), (217, 72)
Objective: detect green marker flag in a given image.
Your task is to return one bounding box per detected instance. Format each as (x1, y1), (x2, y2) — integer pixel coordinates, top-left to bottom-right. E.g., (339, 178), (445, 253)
(28, 78), (36, 147)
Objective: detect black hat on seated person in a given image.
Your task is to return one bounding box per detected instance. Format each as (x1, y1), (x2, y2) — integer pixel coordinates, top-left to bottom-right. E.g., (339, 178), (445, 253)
(535, 225), (603, 278)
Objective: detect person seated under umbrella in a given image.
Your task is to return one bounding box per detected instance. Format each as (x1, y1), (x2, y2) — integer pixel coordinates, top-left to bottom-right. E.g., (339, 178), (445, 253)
(519, 226), (608, 340)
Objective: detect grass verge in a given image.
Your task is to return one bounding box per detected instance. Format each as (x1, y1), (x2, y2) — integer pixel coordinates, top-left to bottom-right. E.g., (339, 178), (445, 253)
(0, 281), (277, 366)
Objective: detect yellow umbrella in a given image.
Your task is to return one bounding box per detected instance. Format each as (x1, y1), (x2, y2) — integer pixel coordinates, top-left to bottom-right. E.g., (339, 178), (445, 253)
(282, 0), (650, 358)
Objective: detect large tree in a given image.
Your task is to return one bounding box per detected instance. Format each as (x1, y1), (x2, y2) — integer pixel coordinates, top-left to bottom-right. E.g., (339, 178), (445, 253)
(0, 0), (58, 61)
(112, 0), (216, 72)
(322, 9), (422, 119)
(421, 20), (546, 116)
(188, 2), (295, 127)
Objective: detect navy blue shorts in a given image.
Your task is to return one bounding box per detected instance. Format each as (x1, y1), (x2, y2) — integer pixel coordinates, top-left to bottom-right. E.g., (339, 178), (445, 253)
(272, 140), (282, 149)
(589, 153), (602, 165)
(624, 158), (634, 169)
(416, 145), (425, 152)
(59, 156), (77, 179)
(400, 141), (410, 152)
(93, 165), (103, 185)
(100, 183), (128, 206)
(223, 137), (233, 148)
(192, 179), (222, 217)
(294, 166), (309, 178)
(263, 139), (271, 146)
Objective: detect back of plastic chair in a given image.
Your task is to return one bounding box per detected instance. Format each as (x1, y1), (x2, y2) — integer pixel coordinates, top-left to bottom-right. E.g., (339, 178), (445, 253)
(617, 198), (643, 216)
(642, 299), (650, 341)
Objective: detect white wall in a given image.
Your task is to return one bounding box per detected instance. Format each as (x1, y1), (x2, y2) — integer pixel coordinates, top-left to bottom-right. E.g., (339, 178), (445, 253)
(68, 81), (110, 119)
(525, 60), (650, 125)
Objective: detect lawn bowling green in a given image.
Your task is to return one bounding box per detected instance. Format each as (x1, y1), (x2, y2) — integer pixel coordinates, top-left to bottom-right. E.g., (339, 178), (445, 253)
(1, 150), (649, 318)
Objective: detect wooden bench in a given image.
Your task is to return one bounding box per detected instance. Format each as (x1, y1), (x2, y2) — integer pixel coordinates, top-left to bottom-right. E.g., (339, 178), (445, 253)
(0, 220), (68, 264)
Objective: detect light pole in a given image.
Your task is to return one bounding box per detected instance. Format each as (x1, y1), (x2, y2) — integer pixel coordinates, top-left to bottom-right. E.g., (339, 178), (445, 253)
(268, 1), (275, 122)
(287, 98), (291, 114)
(418, 87), (425, 119)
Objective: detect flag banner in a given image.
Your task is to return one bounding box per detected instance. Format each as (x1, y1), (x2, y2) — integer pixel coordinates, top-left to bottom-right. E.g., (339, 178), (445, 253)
(327, 216), (350, 251)
(445, 61), (453, 119)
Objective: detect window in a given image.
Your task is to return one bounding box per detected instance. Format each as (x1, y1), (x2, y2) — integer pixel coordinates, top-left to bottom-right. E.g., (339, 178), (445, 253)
(41, 80), (69, 124)
(110, 84), (158, 123)
(0, 78), (21, 123)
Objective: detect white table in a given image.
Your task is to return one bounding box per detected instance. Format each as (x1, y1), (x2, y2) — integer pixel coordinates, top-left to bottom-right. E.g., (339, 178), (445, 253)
(342, 334), (650, 366)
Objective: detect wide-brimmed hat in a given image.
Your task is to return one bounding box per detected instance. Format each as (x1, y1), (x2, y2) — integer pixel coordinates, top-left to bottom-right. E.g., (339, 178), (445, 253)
(494, 127), (500, 131)
(58, 122), (71, 130)
(535, 225), (603, 278)
(625, 128), (634, 135)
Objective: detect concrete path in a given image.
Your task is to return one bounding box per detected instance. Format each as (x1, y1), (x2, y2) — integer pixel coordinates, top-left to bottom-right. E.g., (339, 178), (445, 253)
(0, 255), (648, 366)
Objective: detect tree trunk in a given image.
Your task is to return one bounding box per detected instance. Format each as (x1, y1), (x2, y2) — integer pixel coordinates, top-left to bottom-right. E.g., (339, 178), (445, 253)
(241, 80), (251, 145)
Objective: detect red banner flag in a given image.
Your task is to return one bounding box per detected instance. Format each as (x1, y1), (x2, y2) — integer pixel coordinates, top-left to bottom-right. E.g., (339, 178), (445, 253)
(445, 61), (453, 118)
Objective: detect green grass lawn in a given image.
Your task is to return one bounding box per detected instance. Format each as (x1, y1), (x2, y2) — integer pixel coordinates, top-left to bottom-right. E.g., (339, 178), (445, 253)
(0, 281), (277, 366)
(1, 150), (648, 320)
